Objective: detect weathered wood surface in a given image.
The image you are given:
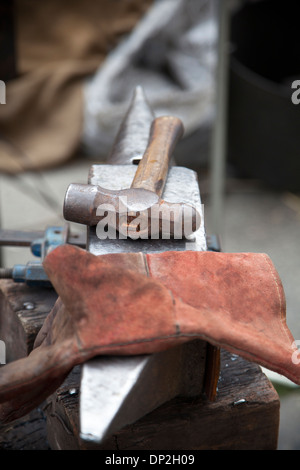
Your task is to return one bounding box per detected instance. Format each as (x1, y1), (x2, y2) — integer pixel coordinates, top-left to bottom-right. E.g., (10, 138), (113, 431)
(0, 279), (57, 450)
(0, 279), (57, 362)
(46, 350), (279, 450)
(0, 406), (50, 450)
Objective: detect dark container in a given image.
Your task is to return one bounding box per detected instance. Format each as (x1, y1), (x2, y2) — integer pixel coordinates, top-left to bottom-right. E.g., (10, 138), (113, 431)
(227, 0), (300, 191)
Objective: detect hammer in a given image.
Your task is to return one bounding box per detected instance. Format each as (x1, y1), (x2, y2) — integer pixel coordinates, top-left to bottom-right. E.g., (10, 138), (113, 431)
(63, 116), (201, 239)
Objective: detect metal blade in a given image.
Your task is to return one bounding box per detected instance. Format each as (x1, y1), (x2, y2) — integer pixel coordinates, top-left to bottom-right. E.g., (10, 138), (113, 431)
(106, 85), (154, 165)
(80, 355), (149, 443)
(79, 87), (207, 445)
(81, 342), (207, 444)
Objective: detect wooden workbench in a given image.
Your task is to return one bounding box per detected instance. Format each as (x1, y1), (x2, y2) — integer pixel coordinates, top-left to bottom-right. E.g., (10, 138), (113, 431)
(0, 279), (279, 450)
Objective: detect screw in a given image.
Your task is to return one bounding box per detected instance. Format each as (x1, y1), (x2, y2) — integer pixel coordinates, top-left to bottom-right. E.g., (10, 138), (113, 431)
(233, 398), (247, 406)
(23, 301), (35, 310)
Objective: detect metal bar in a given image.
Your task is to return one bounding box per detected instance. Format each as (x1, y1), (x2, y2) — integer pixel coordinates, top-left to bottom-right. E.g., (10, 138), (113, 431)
(0, 229), (86, 248)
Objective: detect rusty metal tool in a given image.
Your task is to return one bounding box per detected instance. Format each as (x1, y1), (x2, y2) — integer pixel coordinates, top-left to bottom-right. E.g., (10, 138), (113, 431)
(63, 116), (200, 239)
(63, 86), (209, 445)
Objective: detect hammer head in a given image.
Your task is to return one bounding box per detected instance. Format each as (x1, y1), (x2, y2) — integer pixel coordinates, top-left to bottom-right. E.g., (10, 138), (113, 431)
(64, 183), (200, 240)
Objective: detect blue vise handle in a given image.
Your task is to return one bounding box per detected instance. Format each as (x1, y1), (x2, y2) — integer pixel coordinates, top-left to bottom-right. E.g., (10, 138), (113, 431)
(11, 225), (69, 287)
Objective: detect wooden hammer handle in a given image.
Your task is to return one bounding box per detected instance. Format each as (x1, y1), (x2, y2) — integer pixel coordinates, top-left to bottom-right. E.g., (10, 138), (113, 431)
(131, 116), (184, 197)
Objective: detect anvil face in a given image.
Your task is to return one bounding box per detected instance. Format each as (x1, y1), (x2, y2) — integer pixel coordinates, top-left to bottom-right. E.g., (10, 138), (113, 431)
(79, 163), (207, 444)
(97, 187), (200, 240)
(87, 165), (206, 253)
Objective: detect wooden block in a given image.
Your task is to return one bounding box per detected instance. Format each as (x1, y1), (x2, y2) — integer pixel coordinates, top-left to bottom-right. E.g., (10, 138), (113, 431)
(0, 407), (50, 450)
(0, 279), (57, 450)
(45, 350), (280, 450)
(0, 279), (57, 362)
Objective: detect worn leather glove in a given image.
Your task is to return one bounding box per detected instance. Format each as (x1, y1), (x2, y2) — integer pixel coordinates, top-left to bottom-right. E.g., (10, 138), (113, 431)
(0, 244), (299, 423)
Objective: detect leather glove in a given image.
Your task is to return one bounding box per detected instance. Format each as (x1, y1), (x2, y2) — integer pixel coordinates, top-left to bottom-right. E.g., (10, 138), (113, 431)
(0, 244), (299, 423)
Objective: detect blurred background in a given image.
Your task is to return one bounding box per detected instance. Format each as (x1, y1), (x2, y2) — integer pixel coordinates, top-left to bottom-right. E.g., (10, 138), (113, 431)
(0, 0), (299, 449)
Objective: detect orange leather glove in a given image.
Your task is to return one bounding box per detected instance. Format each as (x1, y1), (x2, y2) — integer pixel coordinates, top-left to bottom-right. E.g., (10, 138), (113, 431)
(0, 244), (299, 423)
